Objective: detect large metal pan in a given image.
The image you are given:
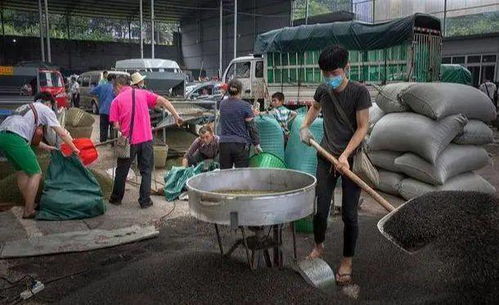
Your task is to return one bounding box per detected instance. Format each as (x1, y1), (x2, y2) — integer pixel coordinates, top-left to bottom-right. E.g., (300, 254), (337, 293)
(186, 168), (317, 226)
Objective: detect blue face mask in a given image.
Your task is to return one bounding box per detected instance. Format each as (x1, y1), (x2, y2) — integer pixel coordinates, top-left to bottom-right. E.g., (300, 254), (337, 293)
(324, 75), (344, 89)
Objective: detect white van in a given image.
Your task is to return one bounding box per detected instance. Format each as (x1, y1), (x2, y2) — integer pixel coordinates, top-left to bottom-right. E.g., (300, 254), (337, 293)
(78, 70), (129, 114)
(115, 58), (186, 97)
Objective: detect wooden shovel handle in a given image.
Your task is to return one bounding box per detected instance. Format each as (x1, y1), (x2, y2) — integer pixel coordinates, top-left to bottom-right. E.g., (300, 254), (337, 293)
(310, 139), (395, 212)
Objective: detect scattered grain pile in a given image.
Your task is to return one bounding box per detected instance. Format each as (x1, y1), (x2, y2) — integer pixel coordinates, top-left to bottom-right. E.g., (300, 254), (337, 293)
(381, 191), (498, 302)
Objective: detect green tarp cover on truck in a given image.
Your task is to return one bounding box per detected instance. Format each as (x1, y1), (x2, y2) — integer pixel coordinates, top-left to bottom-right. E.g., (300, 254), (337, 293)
(254, 13), (441, 54)
(440, 64), (472, 85)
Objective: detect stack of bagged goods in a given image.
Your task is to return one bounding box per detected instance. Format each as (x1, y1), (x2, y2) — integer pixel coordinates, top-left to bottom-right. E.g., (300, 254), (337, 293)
(64, 107), (95, 138)
(368, 82), (496, 200)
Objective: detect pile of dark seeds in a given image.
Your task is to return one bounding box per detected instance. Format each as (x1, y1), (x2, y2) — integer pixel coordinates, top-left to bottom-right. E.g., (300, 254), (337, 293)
(382, 191), (499, 303)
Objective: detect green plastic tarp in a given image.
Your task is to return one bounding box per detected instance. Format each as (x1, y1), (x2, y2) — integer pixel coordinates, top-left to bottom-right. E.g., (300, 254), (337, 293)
(440, 64), (472, 85)
(36, 151), (106, 220)
(254, 13), (441, 54)
(163, 161), (219, 201)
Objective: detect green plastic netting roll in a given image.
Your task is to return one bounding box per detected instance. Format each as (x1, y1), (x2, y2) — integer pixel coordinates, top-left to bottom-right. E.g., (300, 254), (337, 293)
(255, 115), (285, 160)
(285, 114), (324, 176)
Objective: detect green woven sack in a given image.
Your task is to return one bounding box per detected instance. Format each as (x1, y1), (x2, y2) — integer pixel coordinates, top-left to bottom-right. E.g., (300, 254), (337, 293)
(285, 114), (324, 176)
(255, 115), (285, 160)
(37, 151), (106, 220)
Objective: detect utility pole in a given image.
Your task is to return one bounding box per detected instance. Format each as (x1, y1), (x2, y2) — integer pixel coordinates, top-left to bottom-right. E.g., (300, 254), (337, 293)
(151, 0), (155, 59)
(233, 0), (237, 59)
(305, 0), (309, 25)
(443, 0), (447, 36)
(219, 0), (223, 79)
(44, 0), (51, 63)
(38, 0), (45, 62)
(140, 0), (143, 58)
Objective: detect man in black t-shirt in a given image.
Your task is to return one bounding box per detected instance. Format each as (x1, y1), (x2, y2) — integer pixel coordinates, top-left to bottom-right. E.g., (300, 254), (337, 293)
(299, 45), (372, 286)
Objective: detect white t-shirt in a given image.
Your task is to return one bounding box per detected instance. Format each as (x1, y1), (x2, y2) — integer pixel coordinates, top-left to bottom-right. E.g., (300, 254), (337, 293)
(0, 102), (60, 143)
(70, 82), (80, 94)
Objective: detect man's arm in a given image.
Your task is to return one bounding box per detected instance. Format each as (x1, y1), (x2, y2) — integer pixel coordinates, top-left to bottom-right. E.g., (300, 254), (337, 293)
(336, 109), (369, 172)
(155, 96), (183, 126)
(301, 102), (321, 128)
(183, 138), (201, 167)
(51, 126), (79, 153)
(90, 85), (100, 96)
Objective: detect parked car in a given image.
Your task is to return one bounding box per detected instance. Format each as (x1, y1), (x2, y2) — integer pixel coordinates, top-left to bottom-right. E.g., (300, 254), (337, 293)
(185, 81), (222, 100)
(78, 70), (129, 114)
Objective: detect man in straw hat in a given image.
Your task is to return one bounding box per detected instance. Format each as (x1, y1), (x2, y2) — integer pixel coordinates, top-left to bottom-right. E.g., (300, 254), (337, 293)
(130, 72), (147, 89)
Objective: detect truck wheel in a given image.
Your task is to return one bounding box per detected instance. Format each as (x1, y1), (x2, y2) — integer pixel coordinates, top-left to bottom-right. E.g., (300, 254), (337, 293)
(92, 101), (99, 114)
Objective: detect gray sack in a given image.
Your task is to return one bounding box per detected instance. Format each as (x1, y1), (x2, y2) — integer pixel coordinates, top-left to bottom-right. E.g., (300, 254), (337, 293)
(400, 82), (497, 121)
(375, 82), (413, 113)
(394, 144), (490, 185)
(368, 150), (403, 173)
(376, 170), (405, 196)
(453, 120), (494, 145)
(368, 112), (468, 163)
(369, 103), (385, 134)
(398, 172), (496, 200)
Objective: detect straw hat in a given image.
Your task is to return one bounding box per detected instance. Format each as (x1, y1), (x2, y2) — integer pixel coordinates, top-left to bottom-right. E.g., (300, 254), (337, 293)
(130, 72), (146, 85)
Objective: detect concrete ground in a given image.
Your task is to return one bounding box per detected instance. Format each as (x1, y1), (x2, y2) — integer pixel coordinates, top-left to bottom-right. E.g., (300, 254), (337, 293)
(0, 114), (188, 258)
(0, 118), (497, 304)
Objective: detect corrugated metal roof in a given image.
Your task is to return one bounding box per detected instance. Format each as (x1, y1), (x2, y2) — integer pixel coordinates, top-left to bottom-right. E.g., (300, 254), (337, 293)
(1, 0), (224, 22)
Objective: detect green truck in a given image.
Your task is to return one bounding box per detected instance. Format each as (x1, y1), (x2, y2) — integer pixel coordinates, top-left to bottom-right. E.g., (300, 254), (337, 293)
(222, 13), (442, 107)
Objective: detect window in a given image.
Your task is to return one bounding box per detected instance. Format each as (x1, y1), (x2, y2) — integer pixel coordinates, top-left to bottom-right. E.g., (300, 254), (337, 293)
(225, 63), (236, 80)
(483, 55), (497, 63)
(467, 56), (481, 63)
(452, 56), (465, 64)
(442, 57), (451, 64)
(235, 62), (251, 78)
(38, 72), (63, 88)
(81, 76), (90, 87)
(255, 61), (264, 78)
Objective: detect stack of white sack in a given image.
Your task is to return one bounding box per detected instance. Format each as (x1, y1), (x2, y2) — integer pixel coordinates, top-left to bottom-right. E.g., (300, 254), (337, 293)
(367, 82), (496, 200)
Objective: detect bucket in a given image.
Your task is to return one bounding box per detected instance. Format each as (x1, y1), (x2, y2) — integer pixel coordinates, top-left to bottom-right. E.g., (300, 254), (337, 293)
(295, 216), (313, 233)
(154, 144), (169, 168)
(60, 138), (98, 166)
(249, 152), (286, 169)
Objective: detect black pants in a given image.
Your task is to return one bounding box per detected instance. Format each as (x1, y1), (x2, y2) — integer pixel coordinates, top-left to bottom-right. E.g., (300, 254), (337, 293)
(314, 155), (361, 257)
(99, 114), (112, 143)
(110, 141), (153, 206)
(71, 93), (80, 108)
(219, 142), (249, 169)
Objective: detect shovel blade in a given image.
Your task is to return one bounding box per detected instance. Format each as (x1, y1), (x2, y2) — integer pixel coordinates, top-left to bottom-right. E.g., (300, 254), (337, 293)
(377, 198), (429, 254)
(294, 258), (336, 291)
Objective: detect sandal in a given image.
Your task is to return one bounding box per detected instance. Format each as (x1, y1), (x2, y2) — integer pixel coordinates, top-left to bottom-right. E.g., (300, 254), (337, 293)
(336, 273), (353, 286)
(22, 211), (37, 219)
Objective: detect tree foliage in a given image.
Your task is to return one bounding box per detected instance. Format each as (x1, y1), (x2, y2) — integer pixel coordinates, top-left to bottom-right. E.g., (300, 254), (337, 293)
(2, 9), (177, 45)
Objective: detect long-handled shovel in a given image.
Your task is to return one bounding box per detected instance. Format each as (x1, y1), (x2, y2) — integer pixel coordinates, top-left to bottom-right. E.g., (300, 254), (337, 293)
(295, 140), (400, 291)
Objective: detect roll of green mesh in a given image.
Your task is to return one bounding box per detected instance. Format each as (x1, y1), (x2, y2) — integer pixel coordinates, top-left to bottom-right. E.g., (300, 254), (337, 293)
(285, 114), (324, 176)
(254, 115), (285, 160)
(249, 152), (286, 169)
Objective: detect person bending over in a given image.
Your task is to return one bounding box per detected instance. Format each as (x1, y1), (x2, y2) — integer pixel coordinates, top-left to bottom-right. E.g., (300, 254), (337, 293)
(0, 92), (79, 218)
(182, 125), (219, 167)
